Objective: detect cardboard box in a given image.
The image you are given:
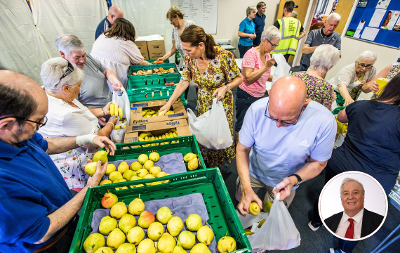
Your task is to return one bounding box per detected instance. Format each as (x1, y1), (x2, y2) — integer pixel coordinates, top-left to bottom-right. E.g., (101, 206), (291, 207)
(147, 39), (166, 60)
(135, 40), (149, 60)
(130, 100), (187, 125)
(124, 119), (191, 143)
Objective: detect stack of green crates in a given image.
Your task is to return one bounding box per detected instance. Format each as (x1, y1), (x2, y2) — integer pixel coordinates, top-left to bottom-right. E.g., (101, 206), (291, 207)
(109, 135), (206, 172)
(68, 168), (251, 253)
(128, 63), (179, 78)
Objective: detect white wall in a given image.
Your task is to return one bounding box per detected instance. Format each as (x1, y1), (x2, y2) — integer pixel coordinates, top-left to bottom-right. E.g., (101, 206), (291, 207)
(213, 0), (281, 57)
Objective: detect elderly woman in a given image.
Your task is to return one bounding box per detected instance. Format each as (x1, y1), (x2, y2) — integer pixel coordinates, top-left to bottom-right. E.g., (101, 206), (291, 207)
(91, 18), (150, 88)
(292, 44), (340, 110)
(160, 25), (243, 167)
(329, 51), (377, 107)
(238, 6), (257, 58)
(158, 6), (195, 71)
(56, 35), (122, 110)
(38, 57), (117, 192)
(235, 26), (280, 140)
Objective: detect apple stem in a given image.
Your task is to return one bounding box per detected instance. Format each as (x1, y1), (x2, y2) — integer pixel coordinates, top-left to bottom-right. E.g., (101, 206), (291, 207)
(225, 231), (228, 237)
(139, 193), (141, 199)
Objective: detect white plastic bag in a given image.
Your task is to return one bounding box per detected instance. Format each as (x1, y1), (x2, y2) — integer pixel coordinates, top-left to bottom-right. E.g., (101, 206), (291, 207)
(271, 54), (291, 86)
(252, 193), (300, 251)
(110, 88), (130, 143)
(110, 121), (127, 143)
(187, 99), (233, 150)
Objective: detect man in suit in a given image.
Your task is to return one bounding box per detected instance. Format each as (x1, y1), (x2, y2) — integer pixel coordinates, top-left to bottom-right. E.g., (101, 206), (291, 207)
(324, 178), (384, 239)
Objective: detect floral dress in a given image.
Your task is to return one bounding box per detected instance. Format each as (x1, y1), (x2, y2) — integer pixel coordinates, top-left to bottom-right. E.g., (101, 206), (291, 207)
(182, 46), (241, 166)
(292, 72), (334, 110)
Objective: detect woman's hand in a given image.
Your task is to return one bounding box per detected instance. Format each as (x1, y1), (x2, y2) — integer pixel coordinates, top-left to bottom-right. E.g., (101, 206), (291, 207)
(249, 33), (256, 40)
(212, 86), (228, 101)
(103, 102), (112, 116)
(344, 96), (354, 106)
(265, 58), (276, 70)
(159, 103), (172, 116)
(362, 81), (379, 93)
(112, 81), (123, 92)
(108, 117), (118, 125)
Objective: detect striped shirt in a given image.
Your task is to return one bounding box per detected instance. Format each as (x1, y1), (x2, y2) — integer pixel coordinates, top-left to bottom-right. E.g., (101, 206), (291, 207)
(239, 47), (271, 97)
(91, 34), (144, 88)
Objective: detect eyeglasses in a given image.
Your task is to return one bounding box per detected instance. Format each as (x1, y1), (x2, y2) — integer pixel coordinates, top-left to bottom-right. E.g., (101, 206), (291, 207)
(264, 101), (305, 126)
(60, 61), (74, 80)
(266, 38), (279, 48)
(357, 62), (373, 69)
(15, 116), (48, 128)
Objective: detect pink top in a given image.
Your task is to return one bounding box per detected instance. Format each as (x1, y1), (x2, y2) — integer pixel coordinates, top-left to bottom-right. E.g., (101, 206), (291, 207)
(239, 47), (271, 97)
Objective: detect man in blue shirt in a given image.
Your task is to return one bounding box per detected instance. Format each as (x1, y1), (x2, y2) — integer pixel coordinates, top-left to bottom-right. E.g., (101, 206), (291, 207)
(0, 70), (116, 253)
(238, 6), (257, 58)
(253, 2), (266, 46)
(95, 5), (124, 40)
(236, 76), (336, 215)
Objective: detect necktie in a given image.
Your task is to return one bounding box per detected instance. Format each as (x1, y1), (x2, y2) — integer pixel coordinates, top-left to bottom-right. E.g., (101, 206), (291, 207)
(345, 218), (354, 239)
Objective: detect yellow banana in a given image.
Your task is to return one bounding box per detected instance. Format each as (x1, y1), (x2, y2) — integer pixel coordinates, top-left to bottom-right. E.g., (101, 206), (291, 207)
(147, 110), (155, 115)
(139, 132), (152, 139)
(118, 108), (123, 119)
(114, 125), (121, 130)
(138, 137), (145, 142)
(114, 103), (118, 117)
(142, 109), (148, 116)
(165, 110), (175, 115)
(172, 132), (178, 137)
(110, 103), (115, 117)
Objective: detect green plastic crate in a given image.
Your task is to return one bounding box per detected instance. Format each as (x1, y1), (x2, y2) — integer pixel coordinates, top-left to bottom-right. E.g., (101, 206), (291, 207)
(69, 168), (251, 253)
(128, 63), (178, 77)
(127, 86), (186, 106)
(127, 72), (181, 89)
(109, 135), (206, 171)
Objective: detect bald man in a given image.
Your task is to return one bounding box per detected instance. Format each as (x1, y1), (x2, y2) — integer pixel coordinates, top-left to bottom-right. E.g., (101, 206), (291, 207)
(0, 70), (115, 252)
(236, 76), (336, 215)
(95, 5), (124, 40)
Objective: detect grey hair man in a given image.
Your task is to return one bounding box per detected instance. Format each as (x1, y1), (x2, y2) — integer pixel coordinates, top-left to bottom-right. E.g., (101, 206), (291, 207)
(0, 70), (115, 252)
(324, 177), (384, 240)
(95, 5), (124, 39)
(55, 34), (122, 110)
(300, 13), (342, 71)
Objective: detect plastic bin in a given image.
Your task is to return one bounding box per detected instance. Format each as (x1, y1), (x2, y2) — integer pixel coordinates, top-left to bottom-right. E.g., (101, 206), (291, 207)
(109, 135), (206, 171)
(127, 73), (181, 89)
(69, 168), (251, 253)
(126, 86), (186, 106)
(128, 63), (178, 77)
(148, 59), (170, 64)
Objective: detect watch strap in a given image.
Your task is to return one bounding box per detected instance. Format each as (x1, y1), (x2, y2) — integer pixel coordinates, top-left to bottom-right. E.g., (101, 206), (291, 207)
(288, 173), (302, 187)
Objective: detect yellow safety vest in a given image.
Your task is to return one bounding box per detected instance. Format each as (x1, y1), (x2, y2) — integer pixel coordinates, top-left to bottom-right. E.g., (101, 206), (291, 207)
(271, 17), (301, 56)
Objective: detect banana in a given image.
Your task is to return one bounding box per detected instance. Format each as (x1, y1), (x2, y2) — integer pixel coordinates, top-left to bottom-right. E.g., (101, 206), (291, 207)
(165, 110), (175, 115)
(110, 103), (115, 117)
(147, 110), (155, 115)
(144, 136), (149, 141)
(118, 108), (123, 119)
(138, 137), (145, 142)
(161, 134), (166, 139)
(244, 229), (254, 235)
(142, 109), (148, 116)
(114, 125), (121, 130)
(114, 102), (119, 117)
(172, 132), (178, 137)
(150, 136), (155, 141)
(139, 132), (152, 139)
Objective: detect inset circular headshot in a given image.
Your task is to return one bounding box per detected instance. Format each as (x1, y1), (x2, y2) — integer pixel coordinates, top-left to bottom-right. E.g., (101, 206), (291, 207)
(319, 171), (388, 241)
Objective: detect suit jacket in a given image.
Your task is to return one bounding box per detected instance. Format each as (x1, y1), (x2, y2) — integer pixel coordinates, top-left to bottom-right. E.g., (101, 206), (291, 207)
(324, 208), (384, 238)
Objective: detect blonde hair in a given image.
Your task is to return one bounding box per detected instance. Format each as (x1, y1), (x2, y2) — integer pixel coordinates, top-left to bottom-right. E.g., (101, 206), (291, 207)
(166, 6), (184, 19)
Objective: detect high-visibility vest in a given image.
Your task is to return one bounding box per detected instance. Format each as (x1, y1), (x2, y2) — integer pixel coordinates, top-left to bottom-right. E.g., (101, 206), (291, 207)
(271, 17), (301, 56)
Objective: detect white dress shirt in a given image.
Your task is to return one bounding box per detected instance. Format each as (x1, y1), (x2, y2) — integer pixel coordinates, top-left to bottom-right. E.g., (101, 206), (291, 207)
(335, 208), (364, 239)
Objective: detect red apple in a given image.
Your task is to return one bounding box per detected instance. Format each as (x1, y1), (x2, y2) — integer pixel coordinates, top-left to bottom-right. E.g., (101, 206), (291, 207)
(101, 192), (118, 209)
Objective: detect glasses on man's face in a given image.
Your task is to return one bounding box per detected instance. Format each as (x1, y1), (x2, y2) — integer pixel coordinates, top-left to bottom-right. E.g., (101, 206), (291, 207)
(266, 38), (279, 48)
(264, 101), (305, 126)
(15, 116), (48, 128)
(60, 61), (74, 80)
(357, 62), (373, 69)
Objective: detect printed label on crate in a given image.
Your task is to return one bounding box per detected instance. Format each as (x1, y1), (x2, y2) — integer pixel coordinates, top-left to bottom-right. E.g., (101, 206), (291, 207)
(166, 121), (181, 126)
(131, 119), (149, 124)
(168, 112), (185, 118)
(131, 103), (149, 108)
(131, 125), (147, 130)
(125, 136), (138, 143)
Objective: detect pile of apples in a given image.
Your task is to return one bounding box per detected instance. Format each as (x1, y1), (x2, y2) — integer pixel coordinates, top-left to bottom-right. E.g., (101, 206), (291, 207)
(83, 193), (237, 253)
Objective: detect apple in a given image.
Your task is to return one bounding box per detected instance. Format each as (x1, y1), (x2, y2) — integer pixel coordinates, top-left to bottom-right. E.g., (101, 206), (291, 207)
(101, 192), (118, 209)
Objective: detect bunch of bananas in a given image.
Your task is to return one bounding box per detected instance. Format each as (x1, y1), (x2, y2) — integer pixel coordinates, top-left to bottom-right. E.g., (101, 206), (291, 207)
(138, 129), (179, 146)
(142, 109), (175, 117)
(110, 102), (123, 119)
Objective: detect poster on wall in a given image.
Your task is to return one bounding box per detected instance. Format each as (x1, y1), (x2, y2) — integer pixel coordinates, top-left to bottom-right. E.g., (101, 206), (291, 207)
(357, 0), (369, 8)
(381, 11), (400, 30)
(369, 8), (387, 27)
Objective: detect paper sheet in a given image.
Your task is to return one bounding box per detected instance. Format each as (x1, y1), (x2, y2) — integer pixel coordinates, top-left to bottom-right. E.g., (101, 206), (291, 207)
(354, 20), (366, 38)
(369, 9), (387, 27)
(361, 27), (380, 41)
(376, 0), (391, 9)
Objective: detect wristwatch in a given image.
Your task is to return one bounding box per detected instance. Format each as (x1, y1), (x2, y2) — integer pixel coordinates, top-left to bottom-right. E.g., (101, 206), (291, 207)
(288, 174), (302, 187)
(225, 84), (230, 92)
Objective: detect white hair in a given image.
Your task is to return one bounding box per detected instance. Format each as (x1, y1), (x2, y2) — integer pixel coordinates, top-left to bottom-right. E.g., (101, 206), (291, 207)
(246, 6), (257, 16)
(357, 50), (377, 62)
(340, 178), (365, 196)
(40, 57), (84, 93)
(326, 13), (341, 23)
(55, 34), (85, 56)
(292, 10), (298, 18)
(309, 44), (340, 72)
(261, 25), (281, 42)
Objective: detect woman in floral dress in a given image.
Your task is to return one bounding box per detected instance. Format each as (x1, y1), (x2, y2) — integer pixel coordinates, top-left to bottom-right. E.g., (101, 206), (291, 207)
(160, 25), (243, 167)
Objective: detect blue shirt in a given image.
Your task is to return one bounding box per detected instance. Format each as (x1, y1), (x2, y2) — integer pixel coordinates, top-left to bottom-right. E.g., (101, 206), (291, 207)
(238, 17), (255, 47)
(253, 13), (266, 46)
(0, 133), (72, 253)
(95, 17), (111, 40)
(239, 98), (336, 187)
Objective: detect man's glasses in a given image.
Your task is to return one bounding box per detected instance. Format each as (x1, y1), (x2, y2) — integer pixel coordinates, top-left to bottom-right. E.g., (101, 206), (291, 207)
(60, 61), (74, 80)
(357, 62), (373, 69)
(15, 116), (48, 128)
(264, 101), (305, 126)
(266, 38), (279, 48)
